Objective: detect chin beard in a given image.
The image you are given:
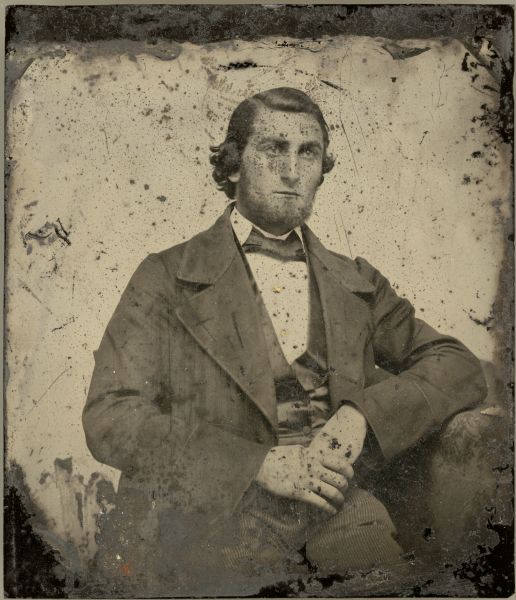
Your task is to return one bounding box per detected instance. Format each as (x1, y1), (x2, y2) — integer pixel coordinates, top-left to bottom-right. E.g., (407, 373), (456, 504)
(255, 199), (315, 232)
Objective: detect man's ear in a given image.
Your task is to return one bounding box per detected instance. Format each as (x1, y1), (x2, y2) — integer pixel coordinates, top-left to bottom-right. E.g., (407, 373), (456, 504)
(228, 170), (240, 183)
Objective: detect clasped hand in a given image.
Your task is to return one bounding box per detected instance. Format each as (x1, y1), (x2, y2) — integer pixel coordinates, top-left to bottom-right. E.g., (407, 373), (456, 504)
(255, 403), (367, 515)
(255, 444), (353, 515)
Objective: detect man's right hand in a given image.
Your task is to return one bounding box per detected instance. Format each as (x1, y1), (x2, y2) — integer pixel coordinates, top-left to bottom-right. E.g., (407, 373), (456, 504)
(254, 444), (353, 515)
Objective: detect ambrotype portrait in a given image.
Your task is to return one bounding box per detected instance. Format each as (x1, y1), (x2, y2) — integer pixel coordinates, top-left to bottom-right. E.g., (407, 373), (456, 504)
(5, 5), (513, 598)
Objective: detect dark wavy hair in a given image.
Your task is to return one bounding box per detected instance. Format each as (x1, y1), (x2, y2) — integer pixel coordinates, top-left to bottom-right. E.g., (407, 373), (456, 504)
(210, 87), (335, 199)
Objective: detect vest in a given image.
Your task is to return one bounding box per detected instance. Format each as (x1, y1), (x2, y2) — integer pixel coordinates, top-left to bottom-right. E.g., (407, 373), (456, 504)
(251, 257), (332, 446)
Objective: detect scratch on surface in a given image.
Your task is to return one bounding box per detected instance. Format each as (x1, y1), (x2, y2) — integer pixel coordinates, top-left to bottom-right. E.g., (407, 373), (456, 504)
(419, 130), (429, 145)
(24, 219), (71, 247)
(334, 211), (354, 258)
(25, 229), (52, 242)
(18, 280), (53, 314)
(28, 367), (70, 414)
(51, 320), (72, 333)
(394, 138), (410, 161)
(100, 128), (110, 155)
(348, 48), (367, 147)
(338, 54), (359, 178)
(200, 79), (215, 142)
(470, 85), (496, 98)
(382, 43), (431, 61)
(340, 212), (354, 258)
(409, 161), (422, 203)
(350, 95), (366, 147)
(320, 79), (343, 91)
(231, 312), (244, 348)
(334, 212), (343, 250)
(55, 218), (71, 246)
(255, 40), (322, 53)
(436, 64), (453, 108)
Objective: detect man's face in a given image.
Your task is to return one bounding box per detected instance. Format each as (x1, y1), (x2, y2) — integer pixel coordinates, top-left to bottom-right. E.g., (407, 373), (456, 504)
(230, 106), (325, 235)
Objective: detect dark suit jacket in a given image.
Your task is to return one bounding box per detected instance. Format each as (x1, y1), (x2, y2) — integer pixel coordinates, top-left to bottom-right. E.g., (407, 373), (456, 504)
(83, 205), (487, 588)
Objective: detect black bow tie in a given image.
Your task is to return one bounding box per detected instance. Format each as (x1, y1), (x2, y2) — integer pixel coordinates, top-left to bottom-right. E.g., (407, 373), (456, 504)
(242, 228), (306, 262)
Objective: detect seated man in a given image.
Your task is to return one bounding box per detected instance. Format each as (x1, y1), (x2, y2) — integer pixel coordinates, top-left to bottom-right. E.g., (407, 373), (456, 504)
(83, 87), (487, 595)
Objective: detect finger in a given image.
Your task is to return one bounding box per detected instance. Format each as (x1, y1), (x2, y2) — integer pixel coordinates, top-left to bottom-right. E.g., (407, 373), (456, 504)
(308, 479), (346, 508)
(318, 468), (348, 492)
(308, 386), (329, 398)
(300, 490), (338, 515)
(321, 458), (354, 480)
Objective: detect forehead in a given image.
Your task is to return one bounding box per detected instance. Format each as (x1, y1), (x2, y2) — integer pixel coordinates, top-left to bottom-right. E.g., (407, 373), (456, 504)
(249, 106), (325, 143)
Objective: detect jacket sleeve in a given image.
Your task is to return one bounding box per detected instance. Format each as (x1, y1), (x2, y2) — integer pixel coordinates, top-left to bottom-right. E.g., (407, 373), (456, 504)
(83, 253), (270, 515)
(350, 256), (488, 462)
(82, 254), (184, 476)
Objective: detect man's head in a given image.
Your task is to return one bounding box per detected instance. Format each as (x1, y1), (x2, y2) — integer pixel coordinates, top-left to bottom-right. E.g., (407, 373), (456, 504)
(210, 88), (335, 234)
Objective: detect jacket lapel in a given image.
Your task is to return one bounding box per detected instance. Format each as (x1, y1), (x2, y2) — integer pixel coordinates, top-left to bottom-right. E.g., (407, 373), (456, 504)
(175, 207), (277, 428)
(303, 226), (375, 413)
(174, 207), (377, 425)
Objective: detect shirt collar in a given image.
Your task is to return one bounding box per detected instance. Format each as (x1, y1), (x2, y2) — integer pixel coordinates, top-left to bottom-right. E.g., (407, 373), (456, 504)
(230, 203), (305, 249)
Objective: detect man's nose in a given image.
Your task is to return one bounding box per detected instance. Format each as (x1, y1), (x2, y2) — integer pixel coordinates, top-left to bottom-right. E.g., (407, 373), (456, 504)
(280, 153), (300, 185)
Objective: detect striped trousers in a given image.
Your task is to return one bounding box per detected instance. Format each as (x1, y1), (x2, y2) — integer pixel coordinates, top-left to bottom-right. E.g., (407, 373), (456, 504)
(222, 482), (407, 578)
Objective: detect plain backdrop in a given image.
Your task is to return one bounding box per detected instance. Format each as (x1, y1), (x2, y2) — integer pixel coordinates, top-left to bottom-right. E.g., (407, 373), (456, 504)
(5, 35), (511, 559)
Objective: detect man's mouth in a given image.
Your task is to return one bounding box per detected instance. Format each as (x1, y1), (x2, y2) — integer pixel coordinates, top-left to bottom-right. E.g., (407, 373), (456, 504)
(273, 191), (300, 196)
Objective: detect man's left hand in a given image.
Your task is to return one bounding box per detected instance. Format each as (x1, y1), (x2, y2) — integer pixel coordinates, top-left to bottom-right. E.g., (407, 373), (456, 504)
(310, 403), (367, 469)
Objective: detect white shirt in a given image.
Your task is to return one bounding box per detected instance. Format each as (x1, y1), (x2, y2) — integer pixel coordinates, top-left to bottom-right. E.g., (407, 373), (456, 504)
(230, 205), (309, 365)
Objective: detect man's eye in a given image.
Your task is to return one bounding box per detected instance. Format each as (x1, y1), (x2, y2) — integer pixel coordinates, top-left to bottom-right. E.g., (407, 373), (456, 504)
(301, 147), (319, 157)
(265, 144), (281, 155)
